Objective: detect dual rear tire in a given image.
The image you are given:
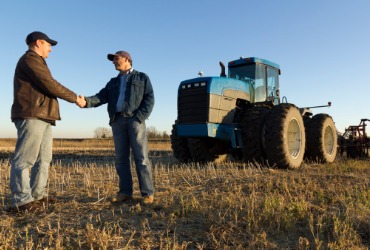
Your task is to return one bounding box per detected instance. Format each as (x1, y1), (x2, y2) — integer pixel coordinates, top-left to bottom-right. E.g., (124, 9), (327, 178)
(263, 104), (306, 169)
(243, 104), (337, 169)
(304, 114), (337, 163)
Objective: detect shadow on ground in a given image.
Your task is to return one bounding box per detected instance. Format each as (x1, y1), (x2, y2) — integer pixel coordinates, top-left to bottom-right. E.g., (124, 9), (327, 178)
(0, 150), (174, 166)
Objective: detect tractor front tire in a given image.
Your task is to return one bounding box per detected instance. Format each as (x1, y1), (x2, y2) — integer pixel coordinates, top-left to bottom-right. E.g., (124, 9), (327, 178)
(170, 122), (192, 163)
(187, 138), (226, 163)
(264, 104), (306, 169)
(305, 114), (337, 163)
(241, 105), (271, 164)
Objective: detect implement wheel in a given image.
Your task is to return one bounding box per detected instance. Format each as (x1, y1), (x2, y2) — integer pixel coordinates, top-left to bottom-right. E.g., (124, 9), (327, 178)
(347, 141), (367, 158)
(305, 114), (337, 163)
(264, 104), (306, 169)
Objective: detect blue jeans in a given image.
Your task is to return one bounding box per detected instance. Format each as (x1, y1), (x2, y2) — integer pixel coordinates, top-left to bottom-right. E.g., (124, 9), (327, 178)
(111, 116), (154, 197)
(10, 119), (53, 206)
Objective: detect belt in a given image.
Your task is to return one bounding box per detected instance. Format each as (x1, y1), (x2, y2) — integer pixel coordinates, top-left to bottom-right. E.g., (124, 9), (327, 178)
(116, 112), (133, 117)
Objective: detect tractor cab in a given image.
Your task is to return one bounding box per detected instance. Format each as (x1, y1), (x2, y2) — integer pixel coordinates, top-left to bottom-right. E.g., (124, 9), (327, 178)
(227, 57), (281, 105)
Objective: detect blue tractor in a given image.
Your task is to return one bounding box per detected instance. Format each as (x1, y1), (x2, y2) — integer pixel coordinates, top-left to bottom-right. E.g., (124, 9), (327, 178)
(171, 57), (337, 168)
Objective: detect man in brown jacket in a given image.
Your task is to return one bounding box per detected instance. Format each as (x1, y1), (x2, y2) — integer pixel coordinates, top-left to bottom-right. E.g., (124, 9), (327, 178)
(9, 31), (86, 213)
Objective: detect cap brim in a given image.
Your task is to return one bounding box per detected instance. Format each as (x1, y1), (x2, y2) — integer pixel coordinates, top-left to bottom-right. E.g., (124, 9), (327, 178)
(107, 54), (115, 61)
(46, 39), (58, 46)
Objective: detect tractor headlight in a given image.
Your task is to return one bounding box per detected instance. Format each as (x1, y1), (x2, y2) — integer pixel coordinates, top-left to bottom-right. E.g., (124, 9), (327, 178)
(181, 81), (207, 89)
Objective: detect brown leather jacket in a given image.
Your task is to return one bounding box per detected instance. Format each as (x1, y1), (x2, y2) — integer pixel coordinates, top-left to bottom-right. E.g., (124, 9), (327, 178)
(11, 50), (77, 124)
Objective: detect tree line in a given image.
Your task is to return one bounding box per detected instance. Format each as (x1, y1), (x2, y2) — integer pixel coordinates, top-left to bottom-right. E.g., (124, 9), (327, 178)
(94, 126), (170, 139)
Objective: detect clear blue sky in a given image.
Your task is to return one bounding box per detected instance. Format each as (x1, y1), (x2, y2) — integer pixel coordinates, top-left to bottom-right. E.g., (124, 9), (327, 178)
(1, 1), (370, 138)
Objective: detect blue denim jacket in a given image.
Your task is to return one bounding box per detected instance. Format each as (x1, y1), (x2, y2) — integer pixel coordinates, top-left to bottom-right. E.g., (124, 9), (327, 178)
(85, 70), (154, 124)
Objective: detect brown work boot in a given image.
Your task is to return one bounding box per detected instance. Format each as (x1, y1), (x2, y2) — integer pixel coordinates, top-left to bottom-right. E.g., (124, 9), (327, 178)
(7, 201), (42, 213)
(111, 193), (133, 203)
(142, 195), (154, 205)
(36, 196), (58, 205)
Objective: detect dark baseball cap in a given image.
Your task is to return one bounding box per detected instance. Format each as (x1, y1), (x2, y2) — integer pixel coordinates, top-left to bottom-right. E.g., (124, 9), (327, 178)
(26, 31), (58, 46)
(107, 51), (131, 61)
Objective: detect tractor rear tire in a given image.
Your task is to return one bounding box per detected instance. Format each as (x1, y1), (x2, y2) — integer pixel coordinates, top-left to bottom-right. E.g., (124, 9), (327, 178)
(263, 104), (306, 169)
(187, 138), (226, 163)
(171, 122), (192, 163)
(305, 114), (337, 163)
(241, 105), (271, 164)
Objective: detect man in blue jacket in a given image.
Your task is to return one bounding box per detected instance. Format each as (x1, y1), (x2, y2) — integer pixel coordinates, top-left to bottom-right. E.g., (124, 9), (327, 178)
(82, 51), (155, 205)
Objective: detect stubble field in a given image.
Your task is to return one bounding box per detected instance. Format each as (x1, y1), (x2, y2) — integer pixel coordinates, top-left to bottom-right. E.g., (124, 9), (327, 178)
(0, 138), (369, 249)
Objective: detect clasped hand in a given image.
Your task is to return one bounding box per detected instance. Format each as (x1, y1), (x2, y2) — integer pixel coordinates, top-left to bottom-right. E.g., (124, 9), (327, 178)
(76, 95), (86, 108)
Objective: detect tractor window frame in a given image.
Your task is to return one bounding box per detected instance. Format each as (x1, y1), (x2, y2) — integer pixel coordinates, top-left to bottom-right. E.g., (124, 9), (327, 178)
(266, 67), (280, 104)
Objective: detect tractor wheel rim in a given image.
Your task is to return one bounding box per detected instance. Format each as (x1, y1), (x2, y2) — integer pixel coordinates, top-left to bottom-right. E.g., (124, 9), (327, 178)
(287, 118), (302, 159)
(324, 126), (335, 155)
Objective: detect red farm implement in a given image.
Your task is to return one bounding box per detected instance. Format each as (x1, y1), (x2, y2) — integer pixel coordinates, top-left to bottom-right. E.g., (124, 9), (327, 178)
(339, 119), (370, 158)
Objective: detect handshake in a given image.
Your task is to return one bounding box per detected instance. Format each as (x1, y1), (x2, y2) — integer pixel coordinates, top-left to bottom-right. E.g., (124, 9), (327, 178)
(76, 95), (86, 108)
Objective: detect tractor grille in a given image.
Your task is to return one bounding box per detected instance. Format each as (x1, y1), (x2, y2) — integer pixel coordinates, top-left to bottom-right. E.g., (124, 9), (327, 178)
(178, 85), (208, 123)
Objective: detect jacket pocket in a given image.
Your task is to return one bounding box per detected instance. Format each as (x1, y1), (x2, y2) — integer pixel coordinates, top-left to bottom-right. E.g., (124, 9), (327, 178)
(130, 80), (145, 106)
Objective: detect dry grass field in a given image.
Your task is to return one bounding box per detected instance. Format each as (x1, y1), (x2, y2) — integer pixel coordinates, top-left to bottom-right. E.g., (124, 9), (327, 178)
(0, 138), (369, 249)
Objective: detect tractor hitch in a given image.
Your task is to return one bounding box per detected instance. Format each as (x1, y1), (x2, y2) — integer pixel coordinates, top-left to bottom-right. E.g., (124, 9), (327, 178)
(302, 101), (332, 109)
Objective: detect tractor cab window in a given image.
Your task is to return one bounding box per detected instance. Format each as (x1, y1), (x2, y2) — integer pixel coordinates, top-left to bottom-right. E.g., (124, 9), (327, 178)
(229, 63), (267, 102)
(228, 64), (255, 84)
(229, 62), (281, 104)
(254, 65), (266, 102)
(267, 67), (280, 105)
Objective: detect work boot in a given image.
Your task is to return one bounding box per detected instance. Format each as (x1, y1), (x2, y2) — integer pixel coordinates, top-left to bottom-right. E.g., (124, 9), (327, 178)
(6, 201), (42, 213)
(111, 193), (133, 203)
(142, 195), (154, 205)
(36, 196), (58, 205)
